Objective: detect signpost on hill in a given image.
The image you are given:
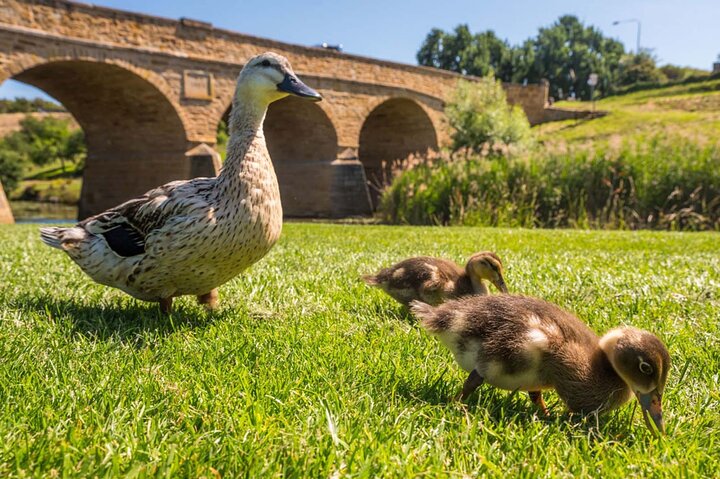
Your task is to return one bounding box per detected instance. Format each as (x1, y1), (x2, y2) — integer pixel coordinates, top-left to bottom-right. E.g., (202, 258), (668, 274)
(588, 73), (599, 113)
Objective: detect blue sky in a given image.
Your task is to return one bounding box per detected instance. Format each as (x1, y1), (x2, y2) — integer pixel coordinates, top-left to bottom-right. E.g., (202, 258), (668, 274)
(2, 0), (719, 101)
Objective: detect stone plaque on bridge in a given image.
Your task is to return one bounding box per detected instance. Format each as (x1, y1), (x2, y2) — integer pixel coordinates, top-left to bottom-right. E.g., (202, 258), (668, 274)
(183, 70), (214, 100)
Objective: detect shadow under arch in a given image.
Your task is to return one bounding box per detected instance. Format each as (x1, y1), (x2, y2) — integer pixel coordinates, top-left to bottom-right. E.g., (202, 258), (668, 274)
(220, 96), (339, 217)
(359, 98), (438, 208)
(7, 60), (189, 219)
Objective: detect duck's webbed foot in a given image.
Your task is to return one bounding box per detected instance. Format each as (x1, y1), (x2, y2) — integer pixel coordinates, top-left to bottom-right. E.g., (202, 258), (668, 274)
(529, 390), (550, 416)
(454, 369), (484, 401)
(159, 297), (173, 314)
(197, 289), (219, 310)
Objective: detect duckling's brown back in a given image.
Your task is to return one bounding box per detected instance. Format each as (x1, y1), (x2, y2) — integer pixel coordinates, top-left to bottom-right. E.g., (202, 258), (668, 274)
(415, 294), (600, 378)
(364, 257), (466, 305)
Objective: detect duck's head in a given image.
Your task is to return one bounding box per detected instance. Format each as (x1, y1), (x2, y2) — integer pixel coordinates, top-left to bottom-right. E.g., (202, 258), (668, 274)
(466, 252), (508, 293)
(599, 327), (671, 435)
(236, 52), (322, 105)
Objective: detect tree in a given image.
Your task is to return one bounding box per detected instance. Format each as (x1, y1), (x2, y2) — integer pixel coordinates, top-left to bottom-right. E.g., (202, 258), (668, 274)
(445, 78), (534, 154)
(618, 51), (664, 86)
(6, 116), (85, 172)
(417, 15), (627, 100)
(0, 149), (26, 192)
(417, 25), (513, 78)
(526, 15), (625, 100)
(0, 115), (85, 191)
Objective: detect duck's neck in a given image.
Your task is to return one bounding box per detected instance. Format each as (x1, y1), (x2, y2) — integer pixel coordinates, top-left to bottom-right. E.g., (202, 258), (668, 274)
(217, 92), (271, 185)
(469, 275), (489, 295)
(453, 273), (485, 297)
(559, 349), (633, 414)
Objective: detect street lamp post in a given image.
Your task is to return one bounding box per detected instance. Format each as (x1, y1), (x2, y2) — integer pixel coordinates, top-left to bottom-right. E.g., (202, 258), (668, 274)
(612, 18), (641, 53)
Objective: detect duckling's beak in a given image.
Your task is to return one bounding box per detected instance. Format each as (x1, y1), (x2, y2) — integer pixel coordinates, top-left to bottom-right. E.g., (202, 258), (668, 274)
(494, 279), (509, 294)
(277, 74), (322, 101)
(637, 389), (665, 435)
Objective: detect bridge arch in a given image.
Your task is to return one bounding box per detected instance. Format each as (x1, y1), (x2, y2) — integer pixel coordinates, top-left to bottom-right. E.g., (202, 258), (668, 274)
(219, 96), (339, 216)
(1, 57), (190, 219)
(358, 97), (439, 207)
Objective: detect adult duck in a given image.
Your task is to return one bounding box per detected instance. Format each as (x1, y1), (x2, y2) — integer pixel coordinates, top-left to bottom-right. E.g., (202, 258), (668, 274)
(40, 52), (321, 313)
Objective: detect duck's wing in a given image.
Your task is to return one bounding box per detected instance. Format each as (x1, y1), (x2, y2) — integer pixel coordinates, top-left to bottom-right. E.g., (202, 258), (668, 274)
(79, 180), (200, 258)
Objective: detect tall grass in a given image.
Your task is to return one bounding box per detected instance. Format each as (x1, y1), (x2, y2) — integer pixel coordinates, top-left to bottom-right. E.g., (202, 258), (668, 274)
(379, 136), (720, 230)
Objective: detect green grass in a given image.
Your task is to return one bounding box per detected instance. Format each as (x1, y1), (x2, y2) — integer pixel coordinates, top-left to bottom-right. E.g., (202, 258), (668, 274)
(536, 78), (720, 145)
(1, 223), (719, 477)
(24, 160), (83, 181)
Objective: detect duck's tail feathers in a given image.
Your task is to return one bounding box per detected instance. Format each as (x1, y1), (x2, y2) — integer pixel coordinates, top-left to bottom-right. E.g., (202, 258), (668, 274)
(39, 227), (65, 249)
(39, 226), (85, 250)
(410, 300), (445, 332)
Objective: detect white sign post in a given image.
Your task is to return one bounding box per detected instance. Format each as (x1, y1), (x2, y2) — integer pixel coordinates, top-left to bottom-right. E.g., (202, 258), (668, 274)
(587, 73), (599, 112)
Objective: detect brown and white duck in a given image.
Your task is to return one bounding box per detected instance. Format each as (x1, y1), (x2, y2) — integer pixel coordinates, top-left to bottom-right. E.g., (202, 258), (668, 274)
(411, 294), (670, 435)
(363, 251), (508, 306)
(40, 52), (321, 313)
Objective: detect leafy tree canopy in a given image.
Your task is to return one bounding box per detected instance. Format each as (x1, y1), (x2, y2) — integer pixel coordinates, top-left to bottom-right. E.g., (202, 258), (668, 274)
(0, 116), (85, 190)
(618, 51), (664, 86)
(418, 15), (627, 100)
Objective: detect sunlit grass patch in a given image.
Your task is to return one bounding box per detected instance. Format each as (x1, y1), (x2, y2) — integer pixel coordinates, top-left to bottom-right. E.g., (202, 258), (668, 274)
(0, 223), (718, 477)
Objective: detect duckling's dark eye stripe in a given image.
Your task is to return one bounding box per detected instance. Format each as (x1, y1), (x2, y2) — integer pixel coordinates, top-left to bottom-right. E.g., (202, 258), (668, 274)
(483, 260), (500, 273)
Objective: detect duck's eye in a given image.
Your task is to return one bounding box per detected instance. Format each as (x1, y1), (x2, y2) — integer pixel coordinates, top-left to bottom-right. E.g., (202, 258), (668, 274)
(638, 359), (653, 375)
(260, 60), (271, 67)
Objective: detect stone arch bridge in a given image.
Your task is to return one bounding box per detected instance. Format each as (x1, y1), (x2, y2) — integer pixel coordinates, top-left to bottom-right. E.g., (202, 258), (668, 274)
(0, 0), (548, 219)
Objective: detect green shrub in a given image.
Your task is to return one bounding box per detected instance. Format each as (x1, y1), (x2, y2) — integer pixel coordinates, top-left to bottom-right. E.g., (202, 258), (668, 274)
(446, 79), (534, 154)
(0, 149), (26, 192)
(379, 136), (720, 231)
(617, 52), (665, 86)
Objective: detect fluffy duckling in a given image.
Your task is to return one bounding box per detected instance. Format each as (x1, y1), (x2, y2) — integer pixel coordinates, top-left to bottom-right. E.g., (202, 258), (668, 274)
(411, 294), (670, 435)
(363, 252), (508, 306)
(40, 53), (322, 313)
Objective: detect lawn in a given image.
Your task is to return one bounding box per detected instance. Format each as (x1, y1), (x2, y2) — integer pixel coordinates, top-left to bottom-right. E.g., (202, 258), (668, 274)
(1, 223), (718, 477)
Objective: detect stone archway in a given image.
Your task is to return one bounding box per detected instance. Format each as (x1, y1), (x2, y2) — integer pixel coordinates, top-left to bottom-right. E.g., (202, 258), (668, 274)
(265, 96), (338, 216)
(359, 98), (438, 208)
(7, 60), (189, 219)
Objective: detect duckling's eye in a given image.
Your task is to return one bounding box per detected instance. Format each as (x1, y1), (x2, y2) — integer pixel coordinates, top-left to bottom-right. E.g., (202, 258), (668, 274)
(638, 359), (653, 375)
(260, 60), (272, 67)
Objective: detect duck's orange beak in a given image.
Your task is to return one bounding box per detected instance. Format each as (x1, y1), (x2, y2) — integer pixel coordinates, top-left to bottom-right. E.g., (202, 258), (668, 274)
(637, 389), (665, 435)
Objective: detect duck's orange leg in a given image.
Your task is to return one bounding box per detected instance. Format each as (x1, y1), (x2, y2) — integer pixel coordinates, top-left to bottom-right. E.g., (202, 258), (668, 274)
(529, 390), (550, 416)
(197, 289), (219, 310)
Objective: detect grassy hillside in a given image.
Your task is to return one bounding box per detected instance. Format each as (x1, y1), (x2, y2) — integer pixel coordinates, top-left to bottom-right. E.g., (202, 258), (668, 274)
(1, 223), (719, 477)
(536, 78), (720, 145)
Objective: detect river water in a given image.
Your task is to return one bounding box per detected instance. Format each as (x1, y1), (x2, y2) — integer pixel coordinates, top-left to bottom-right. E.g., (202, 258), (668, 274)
(10, 201), (77, 223)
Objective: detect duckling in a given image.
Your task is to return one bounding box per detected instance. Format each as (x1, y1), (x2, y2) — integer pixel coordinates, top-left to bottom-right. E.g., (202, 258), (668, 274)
(411, 294), (670, 435)
(40, 52), (322, 313)
(363, 251), (508, 306)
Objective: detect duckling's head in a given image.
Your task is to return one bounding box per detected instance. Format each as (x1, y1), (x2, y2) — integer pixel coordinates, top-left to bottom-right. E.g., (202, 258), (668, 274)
(235, 52), (322, 106)
(599, 327), (671, 435)
(466, 252), (508, 293)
